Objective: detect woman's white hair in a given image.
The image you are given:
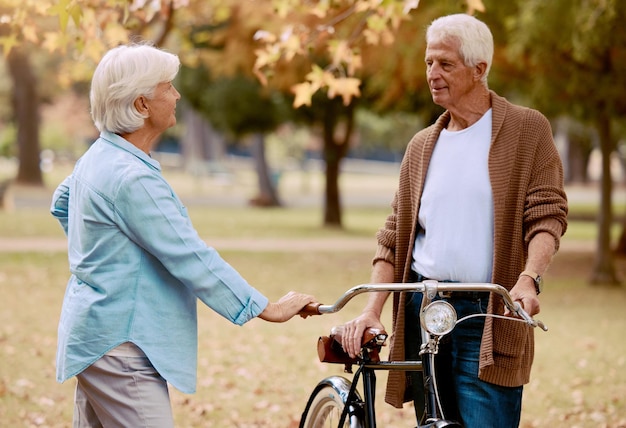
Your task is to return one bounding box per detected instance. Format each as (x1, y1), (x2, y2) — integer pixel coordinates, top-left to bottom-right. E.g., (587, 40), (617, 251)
(426, 14), (493, 85)
(90, 43), (180, 134)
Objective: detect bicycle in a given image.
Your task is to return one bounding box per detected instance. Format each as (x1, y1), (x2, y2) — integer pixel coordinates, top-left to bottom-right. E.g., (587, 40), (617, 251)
(298, 280), (548, 428)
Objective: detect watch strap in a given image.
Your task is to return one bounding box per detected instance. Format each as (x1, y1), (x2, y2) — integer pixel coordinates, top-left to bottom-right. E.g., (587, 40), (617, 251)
(519, 270), (542, 294)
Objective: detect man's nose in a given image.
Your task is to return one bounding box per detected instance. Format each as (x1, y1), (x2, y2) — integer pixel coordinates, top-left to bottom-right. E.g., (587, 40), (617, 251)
(427, 63), (441, 79)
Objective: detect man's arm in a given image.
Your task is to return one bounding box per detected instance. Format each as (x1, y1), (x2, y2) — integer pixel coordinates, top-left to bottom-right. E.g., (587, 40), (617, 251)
(341, 260), (393, 358)
(506, 231), (557, 317)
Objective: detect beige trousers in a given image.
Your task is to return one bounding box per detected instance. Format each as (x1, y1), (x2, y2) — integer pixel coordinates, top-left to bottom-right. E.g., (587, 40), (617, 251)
(73, 345), (174, 428)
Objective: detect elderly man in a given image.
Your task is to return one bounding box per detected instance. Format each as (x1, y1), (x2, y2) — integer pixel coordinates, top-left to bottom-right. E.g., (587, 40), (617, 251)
(341, 13), (567, 428)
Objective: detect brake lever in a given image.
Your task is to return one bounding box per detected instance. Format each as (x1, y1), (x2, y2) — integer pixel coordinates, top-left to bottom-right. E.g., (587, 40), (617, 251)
(512, 301), (548, 331)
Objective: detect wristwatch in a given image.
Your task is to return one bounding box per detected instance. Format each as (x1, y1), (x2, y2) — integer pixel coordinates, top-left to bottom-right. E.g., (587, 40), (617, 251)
(519, 270), (543, 295)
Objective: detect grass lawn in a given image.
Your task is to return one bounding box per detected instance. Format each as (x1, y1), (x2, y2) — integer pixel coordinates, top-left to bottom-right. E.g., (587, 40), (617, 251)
(0, 178), (625, 427)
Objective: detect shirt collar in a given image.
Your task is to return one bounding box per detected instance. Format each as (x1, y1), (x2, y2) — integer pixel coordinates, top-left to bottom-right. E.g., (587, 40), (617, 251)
(100, 131), (161, 171)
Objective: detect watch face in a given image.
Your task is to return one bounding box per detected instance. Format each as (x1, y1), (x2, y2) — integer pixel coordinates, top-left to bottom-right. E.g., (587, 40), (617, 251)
(535, 276), (543, 294)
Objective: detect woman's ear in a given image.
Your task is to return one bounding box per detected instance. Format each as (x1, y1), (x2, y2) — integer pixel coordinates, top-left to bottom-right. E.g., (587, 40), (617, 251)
(134, 96), (149, 116)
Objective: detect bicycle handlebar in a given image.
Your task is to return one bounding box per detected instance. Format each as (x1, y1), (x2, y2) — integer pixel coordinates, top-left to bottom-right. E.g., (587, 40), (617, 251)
(300, 281), (548, 331)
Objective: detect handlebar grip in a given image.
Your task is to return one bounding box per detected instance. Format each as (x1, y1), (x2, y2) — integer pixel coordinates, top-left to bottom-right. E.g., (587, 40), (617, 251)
(299, 302), (322, 318)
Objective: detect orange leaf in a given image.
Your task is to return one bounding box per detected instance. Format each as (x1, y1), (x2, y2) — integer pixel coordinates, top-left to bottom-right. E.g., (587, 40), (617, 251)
(291, 82), (315, 108)
(328, 77), (361, 106)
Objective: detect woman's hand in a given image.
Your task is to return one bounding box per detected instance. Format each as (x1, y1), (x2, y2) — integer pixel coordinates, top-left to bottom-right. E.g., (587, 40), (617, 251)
(258, 291), (317, 323)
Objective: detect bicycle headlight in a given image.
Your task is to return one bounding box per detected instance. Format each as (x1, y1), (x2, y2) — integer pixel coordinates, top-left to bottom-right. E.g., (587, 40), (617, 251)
(420, 301), (457, 336)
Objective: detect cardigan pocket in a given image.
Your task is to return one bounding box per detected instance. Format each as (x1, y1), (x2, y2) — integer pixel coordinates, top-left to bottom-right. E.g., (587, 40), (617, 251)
(491, 318), (531, 367)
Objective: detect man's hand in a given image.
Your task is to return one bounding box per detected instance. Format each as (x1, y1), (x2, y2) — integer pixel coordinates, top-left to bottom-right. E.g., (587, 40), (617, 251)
(338, 260), (393, 357)
(258, 291), (317, 323)
(505, 276), (540, 317)
(340, 311), (386, 358)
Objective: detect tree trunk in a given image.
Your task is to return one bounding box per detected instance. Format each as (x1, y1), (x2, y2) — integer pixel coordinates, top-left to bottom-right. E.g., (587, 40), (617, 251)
(249, 133), (281, 207)
(590, 114), (620, 284)
(7, 47), (43, 186)
(324, 141), (342, 226)
(322, 102), (354, 228)
(180, 106), (226, 173)
(565, 133), (593, 184)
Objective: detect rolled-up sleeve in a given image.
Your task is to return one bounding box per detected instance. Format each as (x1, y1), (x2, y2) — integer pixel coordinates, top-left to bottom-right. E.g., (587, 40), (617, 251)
(113, 170), (268, 325)
(51, 175), (72, 236)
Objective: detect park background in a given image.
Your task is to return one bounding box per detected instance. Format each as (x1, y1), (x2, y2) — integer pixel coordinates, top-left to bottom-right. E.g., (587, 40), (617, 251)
(1, 0), (626, 427)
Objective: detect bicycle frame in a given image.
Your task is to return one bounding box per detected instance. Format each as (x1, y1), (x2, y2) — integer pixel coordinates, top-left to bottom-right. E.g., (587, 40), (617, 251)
(299, 281), (547, 428)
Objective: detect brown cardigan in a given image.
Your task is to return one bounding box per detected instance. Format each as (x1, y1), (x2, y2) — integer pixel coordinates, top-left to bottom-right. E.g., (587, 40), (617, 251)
(374, 91), (568, 408)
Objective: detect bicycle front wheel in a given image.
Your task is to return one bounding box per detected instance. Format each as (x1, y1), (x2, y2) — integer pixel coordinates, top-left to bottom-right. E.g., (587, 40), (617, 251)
(299, 376), (364, 428)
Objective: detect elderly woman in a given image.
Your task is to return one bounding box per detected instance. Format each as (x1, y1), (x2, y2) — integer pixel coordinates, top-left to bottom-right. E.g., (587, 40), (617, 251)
(51, 43), (316, 427)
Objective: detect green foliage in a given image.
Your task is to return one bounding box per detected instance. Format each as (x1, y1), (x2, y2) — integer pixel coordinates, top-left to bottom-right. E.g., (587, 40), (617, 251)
(505, 0), (626, 122)
(178, 65), (290, 138)
(359, 0), (457, 116)
(209, 74), (289, 136)
(0, 125), (17, 157)
(355, 109), (422, 157)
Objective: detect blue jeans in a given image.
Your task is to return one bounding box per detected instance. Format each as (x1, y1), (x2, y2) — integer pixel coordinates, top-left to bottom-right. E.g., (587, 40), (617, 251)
(405, 292), (523, 428)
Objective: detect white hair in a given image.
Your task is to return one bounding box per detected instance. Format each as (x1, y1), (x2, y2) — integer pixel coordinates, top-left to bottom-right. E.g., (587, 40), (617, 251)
(426, 14), (493, 85)
(90, 43), (180, 134)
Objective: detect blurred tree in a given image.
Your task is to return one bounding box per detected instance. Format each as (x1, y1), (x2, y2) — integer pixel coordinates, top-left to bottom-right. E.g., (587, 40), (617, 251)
(290, 91), (355, 225)
(506, 0), (626, 285)
(254, 0), (486, 226)
(5, 45), (40, 185)
(0, 0), (180, 186)
(253, 0), (421, 226)
(560, 118), (596, 184)
(179, 67), (289, 206)
(174, 3), (294, 207)
(4, 0), (492, 223)
(0, 2), (47, 185)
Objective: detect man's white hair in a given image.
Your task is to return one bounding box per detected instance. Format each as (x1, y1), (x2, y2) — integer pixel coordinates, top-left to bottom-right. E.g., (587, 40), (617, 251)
(426, 14), (493, 85)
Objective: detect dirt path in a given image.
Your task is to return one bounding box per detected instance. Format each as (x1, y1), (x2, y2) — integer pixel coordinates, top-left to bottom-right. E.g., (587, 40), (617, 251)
(0, 235), (594, 253)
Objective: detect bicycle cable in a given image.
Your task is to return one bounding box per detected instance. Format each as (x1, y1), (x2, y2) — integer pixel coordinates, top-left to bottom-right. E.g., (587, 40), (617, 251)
(455, 313), (530, 325)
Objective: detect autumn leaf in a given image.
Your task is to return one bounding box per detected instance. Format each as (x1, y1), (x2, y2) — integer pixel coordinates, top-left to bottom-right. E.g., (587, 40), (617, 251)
(466, 0), (486, 14)
(311, 0), (330, 18)
(328, 39), (350, 68)
(327, 76), (361, 106)
(47, 0), (73, 32)
(403, 0), (420, 14)
(0, 35), (19, 57)
(291, 81), (315, 107)
(304, 64), (328, 90)
(282, 32), (303, 62)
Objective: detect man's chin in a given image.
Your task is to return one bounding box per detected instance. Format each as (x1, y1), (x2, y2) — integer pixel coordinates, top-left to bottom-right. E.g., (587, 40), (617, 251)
(431, 94), (447, 108)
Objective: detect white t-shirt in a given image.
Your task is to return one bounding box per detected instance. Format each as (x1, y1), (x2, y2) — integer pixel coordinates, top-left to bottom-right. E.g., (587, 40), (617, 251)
(411, 109), (494, 283)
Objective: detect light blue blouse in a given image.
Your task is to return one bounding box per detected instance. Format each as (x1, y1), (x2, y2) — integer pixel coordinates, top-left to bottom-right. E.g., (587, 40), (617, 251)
(51, 131), (268, 393)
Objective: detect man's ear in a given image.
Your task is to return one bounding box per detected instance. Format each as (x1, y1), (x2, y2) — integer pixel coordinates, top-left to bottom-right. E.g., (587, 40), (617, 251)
(134, 96), (149, 115)
(474, 62), (488, 82)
